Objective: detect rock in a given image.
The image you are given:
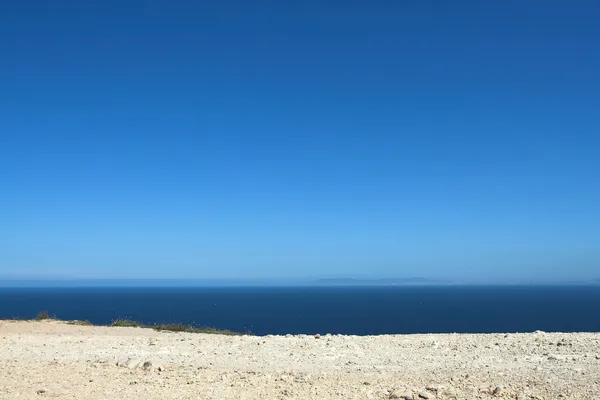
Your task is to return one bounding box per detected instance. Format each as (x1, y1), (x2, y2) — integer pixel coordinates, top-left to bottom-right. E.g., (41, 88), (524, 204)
(36, 389), (46, 395)
(314, 334), (321, 339)
(396, 392), (414, 400)
(425, 384), (445, 393)
(419, 391), (435, 399)
(516, 395), (527, 400)
(126, 359), (141, 369)
(492, 386), (503, 396)
(117, 358), (142, 369)
(118, 358), (158, 371)
(441, 388), (458, 397)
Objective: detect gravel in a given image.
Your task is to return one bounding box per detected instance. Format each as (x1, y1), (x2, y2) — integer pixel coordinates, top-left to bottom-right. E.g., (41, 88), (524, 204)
(1, 320), (599, 399)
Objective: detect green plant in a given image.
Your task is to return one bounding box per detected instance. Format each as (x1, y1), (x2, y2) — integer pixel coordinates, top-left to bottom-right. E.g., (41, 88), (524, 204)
(111, 318), (143, 327)
(152, 323), (242, 336)
(66, 320), (92, 326)
(35, 311), (52, 320)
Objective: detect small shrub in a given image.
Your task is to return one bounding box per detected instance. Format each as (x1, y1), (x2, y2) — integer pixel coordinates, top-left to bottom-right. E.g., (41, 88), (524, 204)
(35, 311), (52, 320)
(152, 323), (242, 336)
(197, 327), (243, 336)
(66, 320), (92, 326)
(111, 318), (143, 328)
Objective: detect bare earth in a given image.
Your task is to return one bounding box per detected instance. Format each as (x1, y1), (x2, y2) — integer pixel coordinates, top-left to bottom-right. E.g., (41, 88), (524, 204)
(1, 321), (599, 400)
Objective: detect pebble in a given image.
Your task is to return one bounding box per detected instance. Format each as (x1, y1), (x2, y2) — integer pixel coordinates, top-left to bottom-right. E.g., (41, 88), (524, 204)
(117, 358), (160, 371)
(119, 358), (142, 369)
(419, 391), (435, 399)
(141, 361), (153, 370)
(425, 384), (445, 392)
(314, 334), (321, 339)
(441, 388), (458, 397)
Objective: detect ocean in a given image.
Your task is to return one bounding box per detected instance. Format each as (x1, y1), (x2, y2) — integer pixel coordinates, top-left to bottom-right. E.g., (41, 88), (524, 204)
(1, 286), (599, 336)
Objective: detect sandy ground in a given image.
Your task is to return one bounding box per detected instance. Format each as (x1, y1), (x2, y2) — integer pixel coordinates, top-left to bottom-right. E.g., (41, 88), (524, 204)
(1, 321), (599, 400)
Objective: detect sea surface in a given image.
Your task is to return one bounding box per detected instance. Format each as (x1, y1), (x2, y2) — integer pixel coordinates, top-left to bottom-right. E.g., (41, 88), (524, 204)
(1, 286), (600, 336)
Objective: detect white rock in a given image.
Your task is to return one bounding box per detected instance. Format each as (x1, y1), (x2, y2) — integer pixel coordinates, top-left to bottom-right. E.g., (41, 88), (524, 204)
(425, 384), (445, 392)
(118, 358), (142, 369)
(441, 387), (458, 397)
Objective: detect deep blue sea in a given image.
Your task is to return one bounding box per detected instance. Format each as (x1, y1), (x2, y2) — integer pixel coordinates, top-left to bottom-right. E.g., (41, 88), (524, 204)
(1, 286), (600, 336)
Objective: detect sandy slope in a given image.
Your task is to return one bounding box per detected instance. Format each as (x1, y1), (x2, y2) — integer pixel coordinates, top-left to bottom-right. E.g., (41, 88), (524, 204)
(1, 321), (599, 400)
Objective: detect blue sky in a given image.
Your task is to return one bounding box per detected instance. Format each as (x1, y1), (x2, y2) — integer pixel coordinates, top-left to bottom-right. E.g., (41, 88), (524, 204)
(1, 1), (599, 282)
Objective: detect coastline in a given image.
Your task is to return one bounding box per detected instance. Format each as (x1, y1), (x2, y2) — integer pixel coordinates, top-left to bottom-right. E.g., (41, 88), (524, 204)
(1, 320), (599, 399)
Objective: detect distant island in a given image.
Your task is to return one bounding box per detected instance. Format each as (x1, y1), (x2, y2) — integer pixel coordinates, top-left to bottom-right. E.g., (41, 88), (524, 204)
(313, 277), (444, 286)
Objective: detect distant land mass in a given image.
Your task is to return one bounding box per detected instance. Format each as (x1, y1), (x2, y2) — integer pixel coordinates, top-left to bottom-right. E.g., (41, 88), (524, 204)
(314, 277), (445, 286)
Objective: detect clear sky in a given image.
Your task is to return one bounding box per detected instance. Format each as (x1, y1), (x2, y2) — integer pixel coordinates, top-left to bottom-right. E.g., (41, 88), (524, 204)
(1, 1), (599, 282)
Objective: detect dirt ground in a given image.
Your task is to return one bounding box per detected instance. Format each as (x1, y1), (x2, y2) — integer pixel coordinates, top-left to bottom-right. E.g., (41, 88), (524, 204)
(1, 320), (599, 399)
